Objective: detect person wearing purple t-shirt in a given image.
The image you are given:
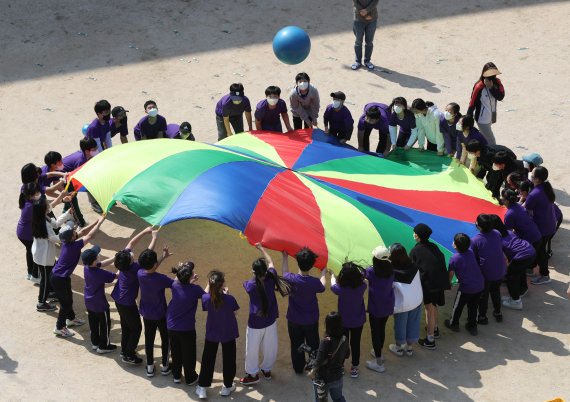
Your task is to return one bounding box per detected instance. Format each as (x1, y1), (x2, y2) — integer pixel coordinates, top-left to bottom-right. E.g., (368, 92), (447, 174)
(17, 183), (41, 281)
(86, 100), (112, 151)
(137, 246), (174, 377)
(440, 103), (462, 157)
(240, 244), (292, 385)
(215, 83), (253, 140)
(455, 115), (488, 164)
(330, 262), (366, 378)
(134, 100), (167, 140)
(323, 91), (354, 143)
(110, 106), (129, 144)
(471, 214), (507, 324)
(168, 261), (205, 386)
(82, 245), (117, 353)
(50, 216), (105, 338)
(445, 234), (485, 335)
(111, 227), (157, 365)
(254, 86), (293, 133)
(196, 270), (239, 399)
(364, 246), (394, 374)
(357, 102), (390, 154)
(40, 151), (66, 189)
(388, 97), (417, 151)
(282, 247), (327, 374)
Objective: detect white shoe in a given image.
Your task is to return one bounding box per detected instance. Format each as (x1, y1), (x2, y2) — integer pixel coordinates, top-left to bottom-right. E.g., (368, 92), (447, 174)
(91, 344), (98, 350)
(31, 276), (41, 285)
(365, 359), (386, 373)
(53, 327), (75, 337)
(220, 383), (236, 396)
(66, 318), (86, 327)
(146, 364), (155, 377)
(196, 385), (207, 399)
(502, 297), (523, 310)
(388, 344), (404, 357)
(405, 345), (413, 357)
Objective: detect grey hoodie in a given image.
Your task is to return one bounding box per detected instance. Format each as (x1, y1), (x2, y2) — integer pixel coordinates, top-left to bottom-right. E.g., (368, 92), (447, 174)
(289, 84), (320, 124)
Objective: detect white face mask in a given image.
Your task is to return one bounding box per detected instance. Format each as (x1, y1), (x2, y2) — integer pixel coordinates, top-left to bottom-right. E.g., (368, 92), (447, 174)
(528, 172), (534, 181)
(523, 161), (530, 170)
(147, 108), (158, 117)
(298, 81), (309, 90)
(267, 97), (279, 106)
(492, 163), (502, 171)
(332, 100), (342, 109)
(444, 111), (454, 121)
(467, 152), (476, 159)
(55, 163), (64, 171)
(394, 105), (403, 114)
(456, 123), (463, 132)
(32, 194), (41, 201)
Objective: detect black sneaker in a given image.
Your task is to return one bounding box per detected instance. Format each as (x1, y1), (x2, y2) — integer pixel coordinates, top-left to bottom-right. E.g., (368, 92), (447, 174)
(465, 324), (478, 336)
(418, 338), (436, 350)
(493, 311), (503, 322)
(434, 327), (440, 339)
(122, 355), (143, 365)
(444, 319), (460, 332)
(477, 316), (489, 325)
(97, 344), (118, 354)
(37, 302), (57, 312)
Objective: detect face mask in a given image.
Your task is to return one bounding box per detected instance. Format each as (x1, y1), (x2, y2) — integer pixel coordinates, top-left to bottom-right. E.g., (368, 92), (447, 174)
(528, 172), (534, 181)
(394, 105), (403, 114)
(523, 161), (530, 170)
(232, 100), (242, 105)
(147, 108), (158, 118)
(456, 123), (463, 131)
(298, 82), (309, 90)
(444, 111), (454, 121)
(332, 100), (342, 109)
(32, 194), (41, 201)
(467, 152), (476, 159)
(267, 97), (279, 106)
(55, 163), (64, 171)
(492, 163), (501, 171)
(102, 114), (111, 122)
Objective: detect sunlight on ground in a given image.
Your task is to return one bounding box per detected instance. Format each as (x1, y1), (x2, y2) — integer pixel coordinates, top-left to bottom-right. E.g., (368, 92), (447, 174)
(459, 342), (486, 353)
(419, 371), (450, 389)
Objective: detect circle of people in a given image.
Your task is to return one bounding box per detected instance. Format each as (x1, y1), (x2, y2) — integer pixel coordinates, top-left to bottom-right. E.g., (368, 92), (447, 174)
(16, 61), (563, 401)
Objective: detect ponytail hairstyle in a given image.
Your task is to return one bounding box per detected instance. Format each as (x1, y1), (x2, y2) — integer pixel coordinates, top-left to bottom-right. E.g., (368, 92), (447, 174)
(208, 270), (225, 309)
(171, 261), (195, 284)
(31, 198), (49, 239)
(488, 214), (508, 237)
(337, 261), (365, 288)
(501, 188), (520, 206)
(447, 102), (461, 116)
(19, 182), (40, 209)
(533, 166), (555, 202)
(251, 258), (292, 317)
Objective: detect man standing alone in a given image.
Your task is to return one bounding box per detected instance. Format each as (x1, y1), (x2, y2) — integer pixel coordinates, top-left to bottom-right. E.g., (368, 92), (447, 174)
(352, 0), (379, 70)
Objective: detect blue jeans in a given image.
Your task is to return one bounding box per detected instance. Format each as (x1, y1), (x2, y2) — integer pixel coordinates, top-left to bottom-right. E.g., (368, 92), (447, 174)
(353, 19), (377, 63)
(313, 377), (346, 402)
(393, 304), (422, 345)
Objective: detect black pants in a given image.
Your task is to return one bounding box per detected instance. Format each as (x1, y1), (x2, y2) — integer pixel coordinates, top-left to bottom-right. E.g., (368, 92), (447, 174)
(426, 141), (438, 152)
(19, 238), (38, 278)
(546, 214), (563, 255)
(288, 321), (320, 374)
(143, 317), (169, 366)
(169, 330), (198, 384)
(198, 339), (236, 388)
(116, 303), (142, 358)
(63, 183), (85, 226)
(396, 131), (411, 148)
(88, 309), (111, 348)
(536, 235), (552, 277)
(450, 290), (481, 327)
(359, 127), (388, 154)
(50, 274), (75, 330)
(369, 314), (389, 358)
(506, 257), (533, 300)
(478, 280), (502, 318)
(343, 326), (363, 367)
(37, 264), (53, 303)
(293, 116), (313, 130)
(328, 127), (351, 142)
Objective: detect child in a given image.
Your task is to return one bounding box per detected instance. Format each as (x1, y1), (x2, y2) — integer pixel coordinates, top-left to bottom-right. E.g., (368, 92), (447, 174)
(330, 262), (366, 378)
(167, 261), (205, 385)
(17, 183), (41, 282)
(174, 122), (195, 140)
(365, 246), (395, 373)
(323, 91), (354, 143)
(215, 83), (253, 139)
(411, 99), (445, 155)
(471, 214), (507, 324)
(196, 271), (239, 399)
(110, 106), (129, 144)
(409, 223), (450, 350)
(240, 244), (291, 385)
(444, 234), (485, 335)
(289, 73), (320, 129)
(134, 100), (168, 140)
(357, 103), (390, 154)
(255, 86), (293, 132)
(388, 96), (417, 151)
(86, 99), (112, 151)
(281, 247), (326, 374)
(50, 216), (105, 337)
(455, 115), (488, 164)
(138, 246), (174, 377)
(111, 226), (157, 365)
(439, 102), (462, 157)
(83, 245), (117, 353)
(501, 189), (542, 254)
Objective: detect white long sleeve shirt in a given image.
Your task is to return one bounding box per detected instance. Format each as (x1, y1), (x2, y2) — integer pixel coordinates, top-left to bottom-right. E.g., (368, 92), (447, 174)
(415, 105), (444, 152)
(32, 211), (72, 266)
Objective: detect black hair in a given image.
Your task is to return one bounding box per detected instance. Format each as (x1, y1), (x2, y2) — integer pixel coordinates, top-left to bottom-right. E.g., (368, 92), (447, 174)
(295, 72), (310, 83)
(172, 261), (195, 284)
(520, 180), (533, 193)
(501, 188), (520, 205)
(506, 172), (524, 190)
(533, 166), (555, 202)
(138, 249), (158, 270)
(365, 106), (380, 120)
(465, 140), (483, 153)
(411, 98), (427, 111)
(447, 102), (461, 115)
(425, 101), (434, 108)
(21, 163), (40, 184)
(454, 233), (471, 253)
(94, 100), (111, 114)
(325, 311), (344, 338)
(480, 62), (498, 80)
(265, 86), (281, 96)
(460, 115), (475, 130)
(229, 83), (244, 93)
(208, 270), (225, 309)
(389, 243), (412, 267)
(252, 258), (291, 316)
(389, 96), (408, 112)
(488, 214), (508, 237)
(295, 247), (318, 272)
(372, 256), (393, 278)
(44, 151), (62, 167)
(114, 250), (133, 271)
(80, 137), (97, 152)
(476, 214), (494, 233)
(19, 182), (40, 209)
(144, 100), (157, 110)
(337, 261), (364, 288)
(492, 151), (509, 165)
(31, 198), (49, 239)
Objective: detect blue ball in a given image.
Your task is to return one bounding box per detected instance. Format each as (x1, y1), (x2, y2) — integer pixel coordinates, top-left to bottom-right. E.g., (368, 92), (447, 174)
(82, 123), (89, 136)
(272, 26), (311, 65)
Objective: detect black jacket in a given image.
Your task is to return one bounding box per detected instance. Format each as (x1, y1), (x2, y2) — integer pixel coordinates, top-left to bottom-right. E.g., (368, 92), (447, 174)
(410, 241), (451, 292)
(314, 336), (350, 383)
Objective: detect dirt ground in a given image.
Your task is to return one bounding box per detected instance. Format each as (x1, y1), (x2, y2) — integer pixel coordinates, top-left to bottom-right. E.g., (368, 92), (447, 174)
(1, 0), (569, 401)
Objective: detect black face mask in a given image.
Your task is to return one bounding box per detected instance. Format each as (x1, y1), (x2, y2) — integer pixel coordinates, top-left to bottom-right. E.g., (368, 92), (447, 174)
(102, 114), (111, 122)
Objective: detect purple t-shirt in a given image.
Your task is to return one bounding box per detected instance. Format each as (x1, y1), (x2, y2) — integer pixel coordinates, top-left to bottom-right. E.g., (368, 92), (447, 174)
(243, 267), (279, 329)
(86, 118), (111, 141)
(357, 103), (390, 134)
(137, 270), (174, 320)
(456, 127), (488, 159)
(524, 184), (557, 237)
(504, 203), (542, 244)
(365, 267), (395, 318)
(215, 94), (252, 118)
(501, 231), (536, 261)
(62, 151), (88, 172)
(110, 118), (128, 137)
(52, 239), (85, 278)
(16, 200), (33, 241)
(167, 281), (205, 331)
(39, 165), (59, 188)
(84, 264), (117, 312)
(471, 230), (507, 281)
(255, 99), (287, 132)
(111, 256), (142, 306)
(134, 115), (167, 140)
(439, 114), (460, 155)
(202, 293), (239, 343)
(331, 282), (367, 328)
(389, 111), (416, 136)
(165, 123), (180, 138)
(448, 250), (485, 294)
(323, 105), (354, 137)
(284, 272), (325, 325)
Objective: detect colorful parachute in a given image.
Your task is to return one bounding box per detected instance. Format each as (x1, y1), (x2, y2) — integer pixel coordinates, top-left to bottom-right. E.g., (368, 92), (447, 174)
(70, 129), (505, 273)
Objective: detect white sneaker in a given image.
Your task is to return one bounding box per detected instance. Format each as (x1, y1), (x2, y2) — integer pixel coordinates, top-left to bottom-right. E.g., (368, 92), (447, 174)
(66, 318), (86, 327)
(53, 327), (75, 337)
(26, 274), (32, 281)
(91, 344), (98, 350)
(365, 359), (386, 373)
(388, 344), (404, 357)
(405, 345), (413, 357)
(31, 276), (41, 285)
(502, 297), (523, 310)
(196, 385), (207, 399)
(146, 364), (155, 377)
(220, 383), (236, 396)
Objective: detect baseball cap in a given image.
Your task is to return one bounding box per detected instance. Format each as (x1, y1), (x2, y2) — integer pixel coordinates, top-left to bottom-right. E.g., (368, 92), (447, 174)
(413, 223), (433, 241)
(522, 152), (543, 167)
(330, 91), (346, 101)
(372, 246), (390, 260)
(111, 106), (129, 117)
(179, 122), (192, 133)
(81, 245), (101, 265)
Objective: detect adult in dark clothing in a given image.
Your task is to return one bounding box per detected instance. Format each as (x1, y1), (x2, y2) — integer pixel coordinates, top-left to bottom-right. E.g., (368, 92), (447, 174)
(409, 224), (450, 350)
